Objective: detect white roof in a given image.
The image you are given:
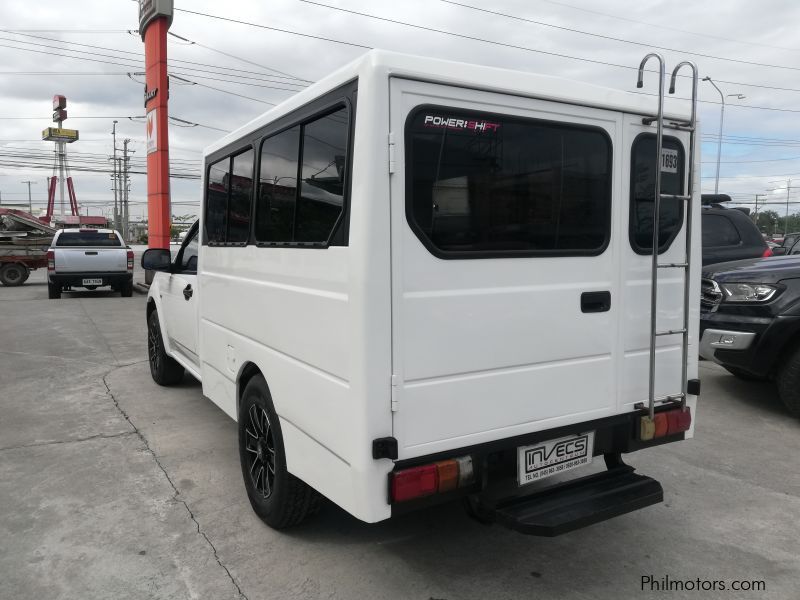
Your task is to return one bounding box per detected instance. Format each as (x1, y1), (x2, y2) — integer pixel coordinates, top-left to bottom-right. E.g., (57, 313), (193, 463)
(206, 49), (692, 156)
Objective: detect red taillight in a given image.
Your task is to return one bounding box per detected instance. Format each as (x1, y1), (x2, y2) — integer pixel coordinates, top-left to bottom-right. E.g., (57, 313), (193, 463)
(639, 407), (691, 441)
(127, 250), (134, 271)
(47, 250), (55, 271)
(762, 247), (773, 258)
(391, 456), (475, 503)
(391, 465), (438, 502)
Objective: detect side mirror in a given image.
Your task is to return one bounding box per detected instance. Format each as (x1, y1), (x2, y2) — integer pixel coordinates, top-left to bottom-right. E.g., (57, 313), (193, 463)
(141, 248), (172, 272)
(772, 247), (787, 256)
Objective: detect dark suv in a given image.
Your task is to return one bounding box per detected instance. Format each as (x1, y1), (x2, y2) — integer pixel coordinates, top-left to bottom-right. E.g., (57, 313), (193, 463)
(700, 254), (800, 417)
(701, 195), (770, 266)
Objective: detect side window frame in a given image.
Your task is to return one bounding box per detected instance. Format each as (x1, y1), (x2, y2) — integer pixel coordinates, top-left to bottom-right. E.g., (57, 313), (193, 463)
(404, 103), (614, 260)
(629, 132), (686, 255)
(253, 102), (352, 248)
(203, 145), (254, 247)
(174, 222), (200, 274)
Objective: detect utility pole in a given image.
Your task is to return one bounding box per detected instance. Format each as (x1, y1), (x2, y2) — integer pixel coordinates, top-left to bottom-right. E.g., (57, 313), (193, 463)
(122, 139), (133, 242)
(111, 120), (119, 231)
(769, 179), (795, 238)
(754, 194), (767, 224)
(21, 180), (36, 214)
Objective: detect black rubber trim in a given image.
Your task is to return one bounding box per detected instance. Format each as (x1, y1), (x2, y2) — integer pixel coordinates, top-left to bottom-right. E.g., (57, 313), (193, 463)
(687, 379), (701, 396)
(372, 437), (398, 460)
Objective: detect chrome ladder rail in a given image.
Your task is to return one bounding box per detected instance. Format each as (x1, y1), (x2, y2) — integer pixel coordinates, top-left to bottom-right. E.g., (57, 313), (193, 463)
(637, 55), (699, 421)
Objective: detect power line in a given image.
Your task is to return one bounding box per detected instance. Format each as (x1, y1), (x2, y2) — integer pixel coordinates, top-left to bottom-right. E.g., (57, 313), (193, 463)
(1, 30), (311, 84)
(438, 0), (800, 71)
(166, 31), (312, 83)
(535, 0), (800, 53)
(174, 7), (371, 50)
(0, 36), (308, 90)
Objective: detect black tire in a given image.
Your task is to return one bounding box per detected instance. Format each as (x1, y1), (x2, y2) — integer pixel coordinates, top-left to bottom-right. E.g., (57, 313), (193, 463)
(48, 282), (61, 299)
(238, 375), (320, 529)
(776, 345), (800, 418)
(723, 365), (766, 381)
(20, 269), (30, 283)
(121, 280), (133, 297)
(147, 311), (184, 385)
(0, 263), (27, 287)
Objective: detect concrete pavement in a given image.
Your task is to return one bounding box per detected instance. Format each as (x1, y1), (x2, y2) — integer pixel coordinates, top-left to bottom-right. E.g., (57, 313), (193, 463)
(1, 268), (799, 599)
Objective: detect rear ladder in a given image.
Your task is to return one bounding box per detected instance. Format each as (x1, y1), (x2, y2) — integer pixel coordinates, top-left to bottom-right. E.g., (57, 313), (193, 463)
(636, 54), (699, 422)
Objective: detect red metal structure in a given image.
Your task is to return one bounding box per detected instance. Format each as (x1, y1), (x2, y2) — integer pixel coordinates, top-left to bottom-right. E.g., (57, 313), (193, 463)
(140, 0), (174, 250)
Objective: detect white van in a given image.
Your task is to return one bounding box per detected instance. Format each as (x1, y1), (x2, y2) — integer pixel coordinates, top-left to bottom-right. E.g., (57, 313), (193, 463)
(143, 50), (701, 535)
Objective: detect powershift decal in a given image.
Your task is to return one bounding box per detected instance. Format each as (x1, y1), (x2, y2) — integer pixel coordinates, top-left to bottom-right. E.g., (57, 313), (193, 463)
(423, 115), (501, 133)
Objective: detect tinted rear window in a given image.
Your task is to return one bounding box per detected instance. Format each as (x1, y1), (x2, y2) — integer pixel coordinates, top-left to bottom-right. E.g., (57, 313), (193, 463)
(56, 232), (122, 247)
(630, 135), (685, 254)
(406, 107), (612, 257)
(702, 214), (741, 247)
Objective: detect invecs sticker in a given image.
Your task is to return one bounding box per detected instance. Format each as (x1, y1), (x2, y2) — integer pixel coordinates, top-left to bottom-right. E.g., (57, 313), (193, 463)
(422, 114), (500, 133)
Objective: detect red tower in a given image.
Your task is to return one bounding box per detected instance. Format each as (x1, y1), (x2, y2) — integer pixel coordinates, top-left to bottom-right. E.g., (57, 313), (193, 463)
(139, 0), (174, 249)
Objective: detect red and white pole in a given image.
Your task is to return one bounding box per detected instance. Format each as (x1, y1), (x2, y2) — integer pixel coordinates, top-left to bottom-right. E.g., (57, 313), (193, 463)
(139, 0), (174, 250)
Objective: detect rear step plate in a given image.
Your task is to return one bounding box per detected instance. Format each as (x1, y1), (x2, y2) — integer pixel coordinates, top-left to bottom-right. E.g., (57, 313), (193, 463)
(493, 466), (663, 537)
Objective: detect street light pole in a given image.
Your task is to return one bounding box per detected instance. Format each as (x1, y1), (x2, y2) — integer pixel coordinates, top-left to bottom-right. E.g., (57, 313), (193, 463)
(702, 76), (744, 194)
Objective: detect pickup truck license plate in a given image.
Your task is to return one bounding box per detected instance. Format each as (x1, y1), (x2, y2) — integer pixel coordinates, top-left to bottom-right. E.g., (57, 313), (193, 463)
(82, 278), (103, 286)
(517, 432), (595, 486)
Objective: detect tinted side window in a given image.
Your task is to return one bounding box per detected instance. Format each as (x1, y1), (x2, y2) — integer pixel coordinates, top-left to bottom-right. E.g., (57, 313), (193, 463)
(256, 127), (300, 242)
(295, 108), (348, 243)
(407, 108), (611, 256)
(206, 157), (230, 244)
(630, 135), (685, 254)
(180, 228), (199, 271)
(228, 149), (254, 243)
(702, 214), (741, 247)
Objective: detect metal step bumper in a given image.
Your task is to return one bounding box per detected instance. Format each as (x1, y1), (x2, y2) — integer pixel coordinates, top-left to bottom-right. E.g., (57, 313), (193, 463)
(491, 466), (663, 537)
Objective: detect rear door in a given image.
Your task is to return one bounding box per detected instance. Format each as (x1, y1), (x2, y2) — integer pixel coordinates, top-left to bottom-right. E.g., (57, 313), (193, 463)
(389, 78), (622, 459)
(620, 115), (692, 408)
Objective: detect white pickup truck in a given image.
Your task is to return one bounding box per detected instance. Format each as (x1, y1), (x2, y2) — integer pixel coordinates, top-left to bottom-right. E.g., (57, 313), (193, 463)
(47, 228), (134, 299)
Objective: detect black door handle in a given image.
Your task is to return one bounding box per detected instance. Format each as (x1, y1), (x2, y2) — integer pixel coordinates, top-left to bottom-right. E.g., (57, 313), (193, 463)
(183, 284), (193, 300)
(581, 291), (611, 313)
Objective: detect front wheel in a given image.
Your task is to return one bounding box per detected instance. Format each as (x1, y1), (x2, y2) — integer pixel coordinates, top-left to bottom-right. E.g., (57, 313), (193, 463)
(238, 375), (320, 529)
(776, 345), (800, 418)
(147, 311), (184, 385)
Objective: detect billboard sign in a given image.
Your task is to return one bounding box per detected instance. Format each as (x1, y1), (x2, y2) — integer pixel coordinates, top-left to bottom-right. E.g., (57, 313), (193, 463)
(42, 127), (79, 143)
(146, 110), (158, 154)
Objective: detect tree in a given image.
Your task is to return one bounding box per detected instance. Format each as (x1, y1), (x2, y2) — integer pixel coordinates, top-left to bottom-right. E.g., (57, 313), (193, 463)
(756, 210), (780, 236)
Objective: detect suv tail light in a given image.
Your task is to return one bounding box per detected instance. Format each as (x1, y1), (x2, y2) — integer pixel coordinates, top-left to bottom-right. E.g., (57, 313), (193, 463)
(762, 247), (773, 258)
(639, 407), (691, 441)
(127, 250), (134, 271)
(47, 250), (55, 271)
(390, 456), (475, 503)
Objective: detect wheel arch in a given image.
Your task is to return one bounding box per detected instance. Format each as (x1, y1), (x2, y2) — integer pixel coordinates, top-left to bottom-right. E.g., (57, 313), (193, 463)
(237, 361), (265, 420)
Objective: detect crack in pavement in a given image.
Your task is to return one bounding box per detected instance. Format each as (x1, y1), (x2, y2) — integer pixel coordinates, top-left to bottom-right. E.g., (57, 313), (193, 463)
(101, 368), (249, 600)
(78, 298), (122, 366)
(0, 430), (136, 453)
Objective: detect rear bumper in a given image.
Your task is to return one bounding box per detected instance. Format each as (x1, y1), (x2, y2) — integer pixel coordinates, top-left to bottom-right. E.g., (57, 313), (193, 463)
(49, 272), (132, 288)
(390, 403), (687, 520)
